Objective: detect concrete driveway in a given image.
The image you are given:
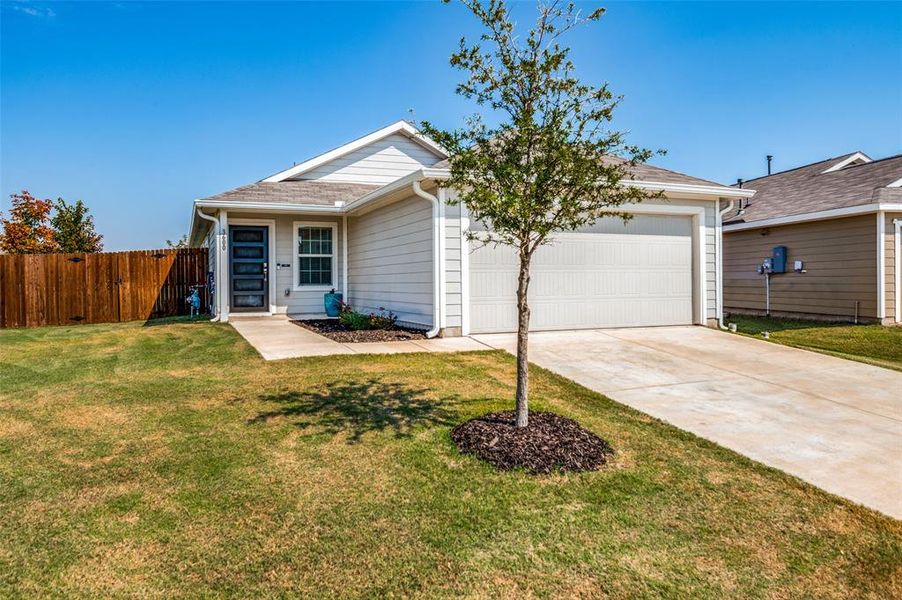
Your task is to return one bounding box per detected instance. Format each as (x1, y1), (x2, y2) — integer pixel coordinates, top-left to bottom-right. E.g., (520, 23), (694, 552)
(474, 326), (902, 519)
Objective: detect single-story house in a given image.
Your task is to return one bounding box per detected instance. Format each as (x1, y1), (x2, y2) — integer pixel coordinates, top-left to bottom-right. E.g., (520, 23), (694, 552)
(188, 121), (752, 336)
(722, 152), (902, 324)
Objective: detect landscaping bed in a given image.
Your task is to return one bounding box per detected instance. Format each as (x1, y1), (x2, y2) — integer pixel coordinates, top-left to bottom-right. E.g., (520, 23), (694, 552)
(452, 411), (613, 473)
(293, 318), (427, 343)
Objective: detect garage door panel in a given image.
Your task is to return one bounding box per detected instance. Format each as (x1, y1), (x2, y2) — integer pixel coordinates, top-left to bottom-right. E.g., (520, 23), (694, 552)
(469, 215), (694, 333)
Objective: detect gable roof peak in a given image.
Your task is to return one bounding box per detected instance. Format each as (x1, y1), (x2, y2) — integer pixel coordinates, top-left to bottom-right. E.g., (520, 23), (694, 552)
(821, 151), (872, 174)
(262, 120), (447, 183)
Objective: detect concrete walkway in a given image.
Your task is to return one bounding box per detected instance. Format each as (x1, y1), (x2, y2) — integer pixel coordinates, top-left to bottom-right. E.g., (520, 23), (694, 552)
(474, 326), (902, 519)
(229, 315), (491, 360)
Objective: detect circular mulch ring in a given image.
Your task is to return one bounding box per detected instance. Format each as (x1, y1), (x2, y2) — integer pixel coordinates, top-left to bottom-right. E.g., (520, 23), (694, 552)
(451, 411), (613, 474)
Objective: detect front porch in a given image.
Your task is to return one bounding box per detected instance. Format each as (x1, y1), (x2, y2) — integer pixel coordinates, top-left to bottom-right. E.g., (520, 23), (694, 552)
(208, 211), (349, 321)
(229, 315), (489, 360)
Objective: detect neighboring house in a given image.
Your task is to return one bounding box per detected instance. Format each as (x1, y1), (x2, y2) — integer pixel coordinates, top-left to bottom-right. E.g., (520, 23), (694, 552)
(188, 121), (751, 336)
(722, 152), (902, 324)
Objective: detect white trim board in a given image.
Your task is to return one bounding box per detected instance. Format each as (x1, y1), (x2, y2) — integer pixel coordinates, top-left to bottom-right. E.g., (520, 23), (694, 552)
(821, 152), (873, 174)
(459, 204), (472, 336)
(262, 121), (447, 183)
(724, 203), (902, 232)
(622, 179), (754, 199)
(228, 217), (277, 316)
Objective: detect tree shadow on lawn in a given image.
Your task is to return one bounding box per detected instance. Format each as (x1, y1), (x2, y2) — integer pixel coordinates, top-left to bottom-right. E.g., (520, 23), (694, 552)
(248, 380), (461, 443)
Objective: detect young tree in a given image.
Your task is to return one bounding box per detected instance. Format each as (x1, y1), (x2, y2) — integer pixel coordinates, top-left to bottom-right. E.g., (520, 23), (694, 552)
(0, 190), (57, 254)
(51, 198), (103, 253)
(421, 0), (661, 427)
(166, 234), (189, 249)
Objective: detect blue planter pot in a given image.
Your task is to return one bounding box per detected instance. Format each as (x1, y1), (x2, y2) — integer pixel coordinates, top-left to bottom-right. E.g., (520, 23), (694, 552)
(324, 292), (343, 317)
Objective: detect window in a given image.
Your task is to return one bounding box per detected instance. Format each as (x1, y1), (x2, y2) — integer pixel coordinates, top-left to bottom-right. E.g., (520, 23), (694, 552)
(295, 223), (335, 288)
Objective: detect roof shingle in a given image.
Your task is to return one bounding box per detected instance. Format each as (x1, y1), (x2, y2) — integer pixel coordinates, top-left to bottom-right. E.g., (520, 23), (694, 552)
(432, 155), (728, 189)
(724, 153), (902, 224)
(198, 180), (380, 206)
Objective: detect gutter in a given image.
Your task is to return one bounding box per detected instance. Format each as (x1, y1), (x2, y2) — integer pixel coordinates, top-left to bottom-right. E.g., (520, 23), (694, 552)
(622, 179), (755, 199)
(724, 202), (902, 232)
(194, 200), (343, 214)
(344, 168), (449, 213)
(411, 179), (444, 338)
(715, 199), (735, 329)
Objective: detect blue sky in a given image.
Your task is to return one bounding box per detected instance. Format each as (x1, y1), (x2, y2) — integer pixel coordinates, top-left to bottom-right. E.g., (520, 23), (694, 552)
(2, 1), (900, 251)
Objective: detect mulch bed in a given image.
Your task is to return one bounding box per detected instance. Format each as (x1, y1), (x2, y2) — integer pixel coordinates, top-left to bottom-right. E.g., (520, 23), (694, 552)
(451, 411), (613, 474)
(292, 319), (427, 343)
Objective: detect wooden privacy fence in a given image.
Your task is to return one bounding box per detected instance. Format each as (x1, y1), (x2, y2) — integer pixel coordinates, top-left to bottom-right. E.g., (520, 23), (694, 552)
(0, 248), (209, 328)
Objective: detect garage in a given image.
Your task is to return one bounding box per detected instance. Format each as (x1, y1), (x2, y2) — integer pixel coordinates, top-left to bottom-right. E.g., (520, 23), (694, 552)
(468, 214), (695, 333)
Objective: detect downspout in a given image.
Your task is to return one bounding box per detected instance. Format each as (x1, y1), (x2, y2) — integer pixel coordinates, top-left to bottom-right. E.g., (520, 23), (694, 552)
(895, 218), (900, 324)
(716, 199), (735, 329)
(412, 179), (443, 338)
(877, 212), (886, 322)
(195, 208), (222, 322)
(342, 214), (349, 301)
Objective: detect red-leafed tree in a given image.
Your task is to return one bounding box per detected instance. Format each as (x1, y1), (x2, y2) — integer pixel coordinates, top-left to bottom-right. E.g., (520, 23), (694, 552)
(0, 190), (58, 254)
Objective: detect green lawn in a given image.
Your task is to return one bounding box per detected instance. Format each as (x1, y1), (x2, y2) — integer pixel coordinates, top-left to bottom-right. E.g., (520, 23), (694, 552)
(1, 319), (899, 598)
(726, 315), (902, 372)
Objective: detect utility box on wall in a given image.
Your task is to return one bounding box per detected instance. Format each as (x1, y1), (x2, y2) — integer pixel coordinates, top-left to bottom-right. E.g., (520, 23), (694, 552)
(772, 246), (787, 274)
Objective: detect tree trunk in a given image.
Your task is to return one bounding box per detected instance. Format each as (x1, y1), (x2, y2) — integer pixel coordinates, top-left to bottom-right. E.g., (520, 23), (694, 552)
(515, 251), (531, 428)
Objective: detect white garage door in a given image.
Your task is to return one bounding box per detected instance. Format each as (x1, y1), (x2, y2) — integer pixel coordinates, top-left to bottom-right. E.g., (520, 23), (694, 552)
(469, 214), (694, 333)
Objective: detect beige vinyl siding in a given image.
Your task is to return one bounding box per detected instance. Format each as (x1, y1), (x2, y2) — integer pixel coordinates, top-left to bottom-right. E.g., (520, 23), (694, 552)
(347, 194), (434, 328)
(886, 212), (901, 321)
(723, 215), (878, 320)
(294, 133), (443, 185)
(227, 212), (343, 315)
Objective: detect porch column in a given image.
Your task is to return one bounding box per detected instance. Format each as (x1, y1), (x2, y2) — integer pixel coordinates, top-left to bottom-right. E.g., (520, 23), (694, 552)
(218, 210), (230, 322)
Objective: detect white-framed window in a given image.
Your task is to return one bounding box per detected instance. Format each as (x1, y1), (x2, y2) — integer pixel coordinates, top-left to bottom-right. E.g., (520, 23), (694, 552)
(293, 221), (337, 290)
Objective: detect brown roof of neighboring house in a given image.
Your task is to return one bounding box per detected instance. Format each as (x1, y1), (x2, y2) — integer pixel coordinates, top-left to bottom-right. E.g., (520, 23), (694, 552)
(432, 155), (728, 189)
(198, 180), (380, 206)
(724, 153), (902, 224)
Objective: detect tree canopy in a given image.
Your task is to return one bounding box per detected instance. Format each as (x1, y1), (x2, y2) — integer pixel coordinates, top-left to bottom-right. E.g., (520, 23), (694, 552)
(51, 198), (103, 253)
(0, 191), (57, 254)
(421, 0), (662, 426)
(1, 191), (103, 254)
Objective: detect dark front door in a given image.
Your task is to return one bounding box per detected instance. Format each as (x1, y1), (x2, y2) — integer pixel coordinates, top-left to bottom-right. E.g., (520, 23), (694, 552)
(229, 225), (268, 312)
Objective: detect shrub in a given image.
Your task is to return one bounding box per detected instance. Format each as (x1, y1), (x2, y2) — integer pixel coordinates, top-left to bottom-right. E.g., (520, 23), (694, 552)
(340, 309), (372, 331)
(338, 303), (398, 331)
(369, 307), (398, 330)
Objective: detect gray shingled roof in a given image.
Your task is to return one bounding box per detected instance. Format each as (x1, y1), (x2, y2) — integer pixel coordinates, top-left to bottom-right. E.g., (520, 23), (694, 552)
(432, 155), (728, 188)
(724, 153), (902, 224)
(202, 152), (736, 209)
(198, 180), (380, 206)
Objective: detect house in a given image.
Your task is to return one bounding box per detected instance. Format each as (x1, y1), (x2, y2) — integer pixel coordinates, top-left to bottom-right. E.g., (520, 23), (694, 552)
(188, 121), (752, 336)
(722, 152), (902, 324)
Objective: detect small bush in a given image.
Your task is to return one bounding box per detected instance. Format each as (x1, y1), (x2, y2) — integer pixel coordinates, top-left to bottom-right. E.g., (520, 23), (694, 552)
(369, 307), (398, 330)
(340, 310), (372, 331)
(338, 303), (398, 331)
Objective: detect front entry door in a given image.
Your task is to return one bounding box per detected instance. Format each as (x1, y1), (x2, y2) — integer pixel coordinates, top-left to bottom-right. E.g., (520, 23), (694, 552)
(229, 225), (269, 312)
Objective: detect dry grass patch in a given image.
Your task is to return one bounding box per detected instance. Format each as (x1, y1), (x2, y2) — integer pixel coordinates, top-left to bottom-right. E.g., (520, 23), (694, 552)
(1, 318), (899, 598)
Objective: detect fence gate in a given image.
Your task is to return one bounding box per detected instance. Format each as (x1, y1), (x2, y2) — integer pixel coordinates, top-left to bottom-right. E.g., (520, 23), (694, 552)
(0, 248), (208, 328)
